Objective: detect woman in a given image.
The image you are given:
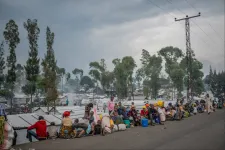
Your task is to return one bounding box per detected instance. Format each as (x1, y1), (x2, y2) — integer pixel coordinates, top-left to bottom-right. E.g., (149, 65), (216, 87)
(140, 106), (148, 119)
(59, 111), (73, 138)
(84, 103), (93, 119)
(128, 106), (141, 126)
(108, 97), (115, 115)
(110, 107), (123, 125)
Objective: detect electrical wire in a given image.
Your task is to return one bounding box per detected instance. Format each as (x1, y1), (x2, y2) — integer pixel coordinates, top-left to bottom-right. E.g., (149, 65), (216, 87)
(184, 0), (224, 42)
(146, 0), (213, 49)
(165, 0), (220, 47)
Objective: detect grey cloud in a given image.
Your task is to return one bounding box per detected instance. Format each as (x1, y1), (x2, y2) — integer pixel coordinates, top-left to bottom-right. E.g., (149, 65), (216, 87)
(0, 0), (224, 76)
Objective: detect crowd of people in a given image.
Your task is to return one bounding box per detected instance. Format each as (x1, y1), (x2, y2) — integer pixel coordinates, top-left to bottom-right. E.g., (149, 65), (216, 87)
(24, 94), (224, 142)
(0, 94), (224, 149)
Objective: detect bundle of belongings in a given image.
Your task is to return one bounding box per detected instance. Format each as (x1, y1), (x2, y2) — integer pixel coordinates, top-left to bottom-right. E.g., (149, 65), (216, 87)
(0, 104), (17, 150)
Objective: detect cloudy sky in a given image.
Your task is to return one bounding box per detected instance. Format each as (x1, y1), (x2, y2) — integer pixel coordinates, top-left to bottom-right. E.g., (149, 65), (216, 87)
(0, 0), (224, 76)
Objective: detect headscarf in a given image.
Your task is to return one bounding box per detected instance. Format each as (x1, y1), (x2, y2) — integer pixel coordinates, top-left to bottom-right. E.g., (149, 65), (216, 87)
(142, 106), (146, 109)
(145, 103), (150, 107)
(63, 111), (70, 117)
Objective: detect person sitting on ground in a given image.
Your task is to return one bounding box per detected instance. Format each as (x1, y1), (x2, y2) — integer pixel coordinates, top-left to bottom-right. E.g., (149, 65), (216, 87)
(27, 116), (47, 142)
(59, 111), (73, 138)
(90, 120), (103, 136)
(121, 107), (129, 120)
(84, 103), (93, 119)
(47, 122), (58, 139)
(117, 102), (123, 116)
(73, 119), (85, 138)
(110, 107), (123, 125)
(140, 106), (149, 119)
(128, 105), (141, 126)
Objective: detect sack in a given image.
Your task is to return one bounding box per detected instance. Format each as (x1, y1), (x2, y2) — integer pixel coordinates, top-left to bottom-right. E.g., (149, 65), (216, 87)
(101, 116), (110, 128)
(104, 127), (111, 134)
(117, 124), (126, 131)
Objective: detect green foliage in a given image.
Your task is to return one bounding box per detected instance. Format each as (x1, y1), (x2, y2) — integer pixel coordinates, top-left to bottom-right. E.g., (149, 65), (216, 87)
(89, 59), (113, 91)
(4, 20), (20, 91)
(23, 19), (40, 109)
(112, 56), (136, 99)
(205, 66), (225, 97)
(180, 57), (204, 95)
(140, 49), (162, 99)
(41, 26), (58, 105)
(0, 41), (5, 89)
(158, 46), (184, 97)
(80, 75), (94, 88)
(72, 68), (83, 79)
(66, 72), (71, 82)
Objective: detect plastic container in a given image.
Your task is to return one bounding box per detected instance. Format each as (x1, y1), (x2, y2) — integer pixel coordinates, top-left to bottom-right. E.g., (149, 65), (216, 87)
(155, 117), (160, 124)
(141, 119), (148, 127)
(123, 120), (130, 128)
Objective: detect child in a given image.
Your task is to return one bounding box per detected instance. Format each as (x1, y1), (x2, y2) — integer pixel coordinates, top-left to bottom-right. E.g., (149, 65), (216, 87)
(88, 111), (95, 125)
(73, 119), (85, 138)
(91, 120), (102, 136)
(47, 122), (58, 139)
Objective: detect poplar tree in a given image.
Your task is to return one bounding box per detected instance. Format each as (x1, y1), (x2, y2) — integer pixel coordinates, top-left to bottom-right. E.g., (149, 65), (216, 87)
(42, 26), (58, 113)
(3, 20), (20, 113)
(23, 19), (40, 110)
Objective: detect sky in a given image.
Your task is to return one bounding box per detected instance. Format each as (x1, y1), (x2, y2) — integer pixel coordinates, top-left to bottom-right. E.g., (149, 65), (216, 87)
(0, 0), (224, 77)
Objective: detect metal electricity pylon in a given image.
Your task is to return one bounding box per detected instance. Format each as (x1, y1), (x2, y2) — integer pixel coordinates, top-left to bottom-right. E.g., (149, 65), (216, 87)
(175, 12), (201, 101)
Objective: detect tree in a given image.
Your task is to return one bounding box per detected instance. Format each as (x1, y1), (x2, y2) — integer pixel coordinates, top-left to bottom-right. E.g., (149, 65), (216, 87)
(72, 68), (83, 91)
(158, 46), (184, 98)
(89, 59), (112, 91)
(180, 57), (204, 96)
(0, 41), (5, 89)
(140, 49), (162, 99)
(113, 59), (128, 99)
(113, 56), (136, 100)
(56, 67), (65, 92)
(72, 68), (83, 80)
(80, 75), (94, 91)
(135, 68), (143, 89)
(3, 20), (20, 113)
(23, 19), (40, 111)
(15, 63), (25, 93)
(66, 72), (71, 83)
(42, 26), (58, 113)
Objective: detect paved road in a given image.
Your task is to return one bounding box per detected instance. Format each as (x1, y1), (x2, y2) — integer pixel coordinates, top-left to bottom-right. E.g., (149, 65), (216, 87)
(14, 109), (224, 150)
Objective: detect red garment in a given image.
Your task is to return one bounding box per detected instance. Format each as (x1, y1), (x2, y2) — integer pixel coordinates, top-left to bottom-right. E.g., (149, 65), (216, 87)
(63, 111), (70, 117)
(27, 120), (47, 138)
(140, 110), (149, 117)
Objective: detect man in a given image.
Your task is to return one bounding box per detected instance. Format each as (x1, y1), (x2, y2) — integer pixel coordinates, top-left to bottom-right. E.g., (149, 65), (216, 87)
(27, 116), (47, 142)
(206, 94), (212, 115)
(108, 96), (114, 115)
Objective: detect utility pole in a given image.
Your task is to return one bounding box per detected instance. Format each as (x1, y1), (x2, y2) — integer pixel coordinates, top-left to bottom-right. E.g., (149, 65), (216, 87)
(175, 12), (201, 101)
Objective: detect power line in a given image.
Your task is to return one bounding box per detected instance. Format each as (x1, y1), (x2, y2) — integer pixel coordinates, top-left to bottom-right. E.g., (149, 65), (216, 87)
(147, 0), (215, 50)
(175, 13), (201, 100)
(166, 0), (220, 46)
(184, 0), (224, 42)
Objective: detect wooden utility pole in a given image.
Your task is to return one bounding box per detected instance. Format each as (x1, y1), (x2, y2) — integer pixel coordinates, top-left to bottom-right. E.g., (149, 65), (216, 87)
(175, 12), (201, 101)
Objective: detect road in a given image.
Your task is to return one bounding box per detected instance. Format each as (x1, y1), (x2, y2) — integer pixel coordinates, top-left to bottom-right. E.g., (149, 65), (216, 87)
(14, 109), (224, 150)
